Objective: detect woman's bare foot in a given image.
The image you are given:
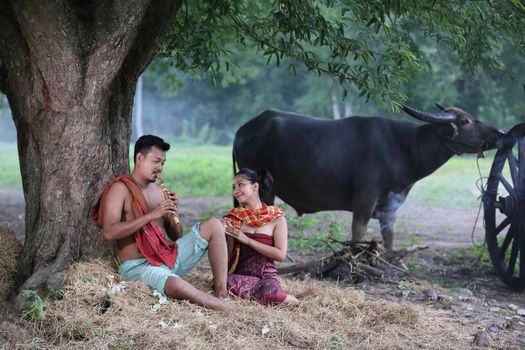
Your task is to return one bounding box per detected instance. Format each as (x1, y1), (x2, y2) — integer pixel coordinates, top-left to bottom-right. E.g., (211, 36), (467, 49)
(282, 294), (299, 304)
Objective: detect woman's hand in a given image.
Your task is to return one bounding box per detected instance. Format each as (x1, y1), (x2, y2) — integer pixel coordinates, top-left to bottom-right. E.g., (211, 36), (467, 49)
(224, 220), (250, 245)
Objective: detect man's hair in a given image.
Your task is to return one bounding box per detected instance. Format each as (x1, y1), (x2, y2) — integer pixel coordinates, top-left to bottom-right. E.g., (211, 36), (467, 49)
(133, 135), (170, 163)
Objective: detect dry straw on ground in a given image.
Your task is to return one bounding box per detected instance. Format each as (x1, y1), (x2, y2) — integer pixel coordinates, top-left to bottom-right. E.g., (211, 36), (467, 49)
(0, 226), (21, 301)
(0, 259), (485, 349)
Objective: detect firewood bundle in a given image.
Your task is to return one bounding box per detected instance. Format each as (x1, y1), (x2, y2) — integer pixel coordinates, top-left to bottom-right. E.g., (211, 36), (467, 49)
(279, 239), (425, 283)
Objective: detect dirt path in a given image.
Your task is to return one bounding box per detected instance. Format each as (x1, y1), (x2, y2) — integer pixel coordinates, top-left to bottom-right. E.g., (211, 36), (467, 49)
(2, 188), (524, 347)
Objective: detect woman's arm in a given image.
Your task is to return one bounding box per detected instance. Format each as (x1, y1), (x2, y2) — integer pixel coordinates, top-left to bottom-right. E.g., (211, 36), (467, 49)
(224, 217), (288, 262)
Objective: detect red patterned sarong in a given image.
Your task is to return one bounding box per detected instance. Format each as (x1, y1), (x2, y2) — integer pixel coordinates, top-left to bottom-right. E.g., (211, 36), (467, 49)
(227, 232), (287, 304)
(91, 174), (178, 268)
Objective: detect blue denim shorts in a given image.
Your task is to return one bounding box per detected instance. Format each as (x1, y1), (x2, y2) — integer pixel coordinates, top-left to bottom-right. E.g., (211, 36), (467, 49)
(118, 222), (208, 295)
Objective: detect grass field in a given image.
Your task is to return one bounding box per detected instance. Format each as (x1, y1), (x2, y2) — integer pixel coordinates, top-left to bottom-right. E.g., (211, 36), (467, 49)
(0, 142), (496, 209)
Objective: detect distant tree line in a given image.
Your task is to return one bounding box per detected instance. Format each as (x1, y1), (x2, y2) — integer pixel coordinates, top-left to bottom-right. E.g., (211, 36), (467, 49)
(139, 44), (525, 144)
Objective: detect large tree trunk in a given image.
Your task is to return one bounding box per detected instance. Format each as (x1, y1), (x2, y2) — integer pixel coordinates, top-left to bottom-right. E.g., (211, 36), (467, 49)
(0, 0), (181, 301)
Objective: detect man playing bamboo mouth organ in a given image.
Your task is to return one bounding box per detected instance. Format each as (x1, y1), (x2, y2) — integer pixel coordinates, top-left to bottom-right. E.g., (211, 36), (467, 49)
(91, 135), (235, 311)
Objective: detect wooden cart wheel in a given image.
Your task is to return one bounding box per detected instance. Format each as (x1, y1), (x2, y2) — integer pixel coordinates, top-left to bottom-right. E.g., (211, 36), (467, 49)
(483, 123), (525, 292)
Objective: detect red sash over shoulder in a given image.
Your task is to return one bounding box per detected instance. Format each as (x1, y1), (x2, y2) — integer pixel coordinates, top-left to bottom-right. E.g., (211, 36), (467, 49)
(222, 203), (284, 273)
(91, 174), (178, 268)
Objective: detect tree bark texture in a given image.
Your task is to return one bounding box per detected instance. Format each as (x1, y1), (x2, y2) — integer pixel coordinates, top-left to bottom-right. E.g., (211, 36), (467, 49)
(0, 0), (182, 296)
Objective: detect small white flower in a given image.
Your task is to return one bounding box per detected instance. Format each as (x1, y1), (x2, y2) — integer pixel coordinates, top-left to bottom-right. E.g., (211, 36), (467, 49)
(173, 322), (183, 329)
(158, 321), (168, 329)
(158, 294), (168, 304)
(110, 282), (126, 294)
(152, 290), (168, 304)
(261, 325), (270, 335)
(150, 303), (161, 312)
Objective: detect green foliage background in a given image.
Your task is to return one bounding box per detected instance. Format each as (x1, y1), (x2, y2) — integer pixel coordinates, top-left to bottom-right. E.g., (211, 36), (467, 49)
(134, 0), (525, 145)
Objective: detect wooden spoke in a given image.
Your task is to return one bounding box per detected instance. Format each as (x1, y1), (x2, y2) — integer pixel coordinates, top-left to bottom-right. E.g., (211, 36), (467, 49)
(506, 149), (518, 188)
(507, 229), (520, 276)
(498, 226), (514, 260)
(494, 217), (511, 236)
(518, 222), (525, 280)
(518, 139), (525, 187)
(497, 173), (514, 194)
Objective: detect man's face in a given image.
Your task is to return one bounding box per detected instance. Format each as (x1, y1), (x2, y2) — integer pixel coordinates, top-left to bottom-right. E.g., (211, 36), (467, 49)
(137, 146), (167, 183)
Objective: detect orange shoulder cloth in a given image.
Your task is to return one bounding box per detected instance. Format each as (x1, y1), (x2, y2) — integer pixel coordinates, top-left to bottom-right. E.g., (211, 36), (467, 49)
(90, 174), (178, 268)
(91, 174), (149, 227)
(222, 203), (284, 273)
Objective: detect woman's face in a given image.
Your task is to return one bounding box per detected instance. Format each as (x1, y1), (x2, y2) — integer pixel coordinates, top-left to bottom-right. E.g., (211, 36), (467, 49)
(233, 174), (259, 204)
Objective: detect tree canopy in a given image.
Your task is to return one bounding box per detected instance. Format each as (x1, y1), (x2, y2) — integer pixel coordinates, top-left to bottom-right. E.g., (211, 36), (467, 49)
(161, 1), (525, 107)
(135, 0), (525, 143)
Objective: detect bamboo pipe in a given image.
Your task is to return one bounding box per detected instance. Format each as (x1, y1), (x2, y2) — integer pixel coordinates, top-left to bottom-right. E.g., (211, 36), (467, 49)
(156, 174), (180, 225)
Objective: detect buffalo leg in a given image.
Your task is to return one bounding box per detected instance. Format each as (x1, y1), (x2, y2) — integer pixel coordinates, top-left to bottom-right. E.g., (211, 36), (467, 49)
(351, 195), (377, 243)
(351, 214), (371, 243)
(375, 192), (406, 250)
(377, 214), (395, 250)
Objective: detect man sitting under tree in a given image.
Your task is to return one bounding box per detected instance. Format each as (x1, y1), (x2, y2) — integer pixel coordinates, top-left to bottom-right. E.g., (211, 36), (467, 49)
(91, 135), (234, 311)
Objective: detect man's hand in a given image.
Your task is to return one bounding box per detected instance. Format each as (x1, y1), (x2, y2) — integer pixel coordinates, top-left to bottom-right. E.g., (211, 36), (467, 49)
(163, 191), (183, 240)
(150, 199), (177, 220)
(167, 191), (179, 217)
(167, 191), (179, 207)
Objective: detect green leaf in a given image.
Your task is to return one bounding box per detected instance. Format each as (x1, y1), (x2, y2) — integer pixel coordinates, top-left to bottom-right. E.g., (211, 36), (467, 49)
(21, 290), (37, 298)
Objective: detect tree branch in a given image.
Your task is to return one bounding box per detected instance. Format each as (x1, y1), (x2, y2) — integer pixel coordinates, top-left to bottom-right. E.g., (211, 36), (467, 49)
(84, 0), (153, 101)
(0, 1), (31, 116)
(122, 0), (183, 80)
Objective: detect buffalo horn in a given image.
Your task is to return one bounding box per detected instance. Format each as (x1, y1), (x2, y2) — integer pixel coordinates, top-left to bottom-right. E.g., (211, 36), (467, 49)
(434, 103), (446, 111)
(401, 104), (456, 124)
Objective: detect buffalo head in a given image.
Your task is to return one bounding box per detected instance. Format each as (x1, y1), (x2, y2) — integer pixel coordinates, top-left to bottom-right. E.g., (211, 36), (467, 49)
(401, 104), (505, 154)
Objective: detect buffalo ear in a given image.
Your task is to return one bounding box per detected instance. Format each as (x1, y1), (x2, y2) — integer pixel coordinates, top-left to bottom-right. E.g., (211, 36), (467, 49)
(435, 103), (446, 111)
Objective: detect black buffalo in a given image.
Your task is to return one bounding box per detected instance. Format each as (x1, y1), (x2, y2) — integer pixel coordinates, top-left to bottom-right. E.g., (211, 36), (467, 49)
(233, 106), (504, 249)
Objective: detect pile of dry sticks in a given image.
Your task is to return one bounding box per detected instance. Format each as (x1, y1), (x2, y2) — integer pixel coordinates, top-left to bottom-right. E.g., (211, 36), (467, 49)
(279, 238), (428, 282)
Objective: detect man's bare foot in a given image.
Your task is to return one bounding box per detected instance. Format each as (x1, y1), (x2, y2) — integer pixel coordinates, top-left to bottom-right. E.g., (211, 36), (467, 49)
(283, 294), (299, 304)
(217, 298), (238, 311)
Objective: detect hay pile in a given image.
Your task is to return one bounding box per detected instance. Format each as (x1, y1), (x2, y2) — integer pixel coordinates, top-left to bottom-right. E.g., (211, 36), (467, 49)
(2, 259), (485, 349)
(0, 226), (22, 300)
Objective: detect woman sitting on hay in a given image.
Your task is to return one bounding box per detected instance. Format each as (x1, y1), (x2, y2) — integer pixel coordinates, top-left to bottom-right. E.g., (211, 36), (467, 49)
(223, 168), (298, 305)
